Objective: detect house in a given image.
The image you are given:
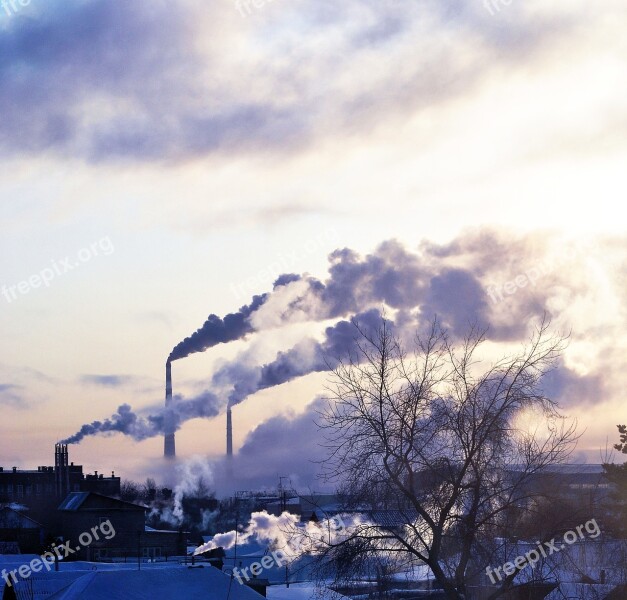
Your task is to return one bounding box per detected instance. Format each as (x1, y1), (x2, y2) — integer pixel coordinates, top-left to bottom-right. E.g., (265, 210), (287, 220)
(57, 492), (186, 560)
(0, 507), (45, 554)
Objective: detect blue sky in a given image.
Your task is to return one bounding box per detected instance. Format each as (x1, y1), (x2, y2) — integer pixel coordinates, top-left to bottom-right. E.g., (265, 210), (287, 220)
(0, 0), (625, 491)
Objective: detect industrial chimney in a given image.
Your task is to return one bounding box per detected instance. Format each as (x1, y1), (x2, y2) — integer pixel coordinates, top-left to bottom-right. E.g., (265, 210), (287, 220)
(226, 407), (233, 458)
(54, 443), (70, 498)
(164, 360), (176, 458)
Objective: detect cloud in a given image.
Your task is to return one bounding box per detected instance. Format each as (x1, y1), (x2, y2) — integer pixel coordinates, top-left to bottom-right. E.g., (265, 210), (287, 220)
(0, 383), (24, 407)
(0, 0), (600, 163)
(228, 399), (325, 490)
(541, 360), (606, 408)
(80, 374), (136, 388)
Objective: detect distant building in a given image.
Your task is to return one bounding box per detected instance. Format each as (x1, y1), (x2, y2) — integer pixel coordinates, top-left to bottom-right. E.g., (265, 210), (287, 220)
(266, 494), (343, 521)
(0, 444), (120, 527)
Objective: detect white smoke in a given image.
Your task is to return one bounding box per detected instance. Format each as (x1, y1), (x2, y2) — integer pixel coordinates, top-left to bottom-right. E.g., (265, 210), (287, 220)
(194, 509), (365, 560)
(148, 455), (216, 528)
(172, 455), (215, 523)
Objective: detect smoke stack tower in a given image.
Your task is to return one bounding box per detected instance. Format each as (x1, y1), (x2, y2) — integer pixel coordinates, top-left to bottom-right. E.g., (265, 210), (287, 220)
(54, 443), (70, 498)
(226, 407), (233, 458)
(164, 360), (176, 459)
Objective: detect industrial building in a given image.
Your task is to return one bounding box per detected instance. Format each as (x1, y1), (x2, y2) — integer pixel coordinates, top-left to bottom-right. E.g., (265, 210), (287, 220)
(0, 444), (120, 526)
(0, 444), (120, 501)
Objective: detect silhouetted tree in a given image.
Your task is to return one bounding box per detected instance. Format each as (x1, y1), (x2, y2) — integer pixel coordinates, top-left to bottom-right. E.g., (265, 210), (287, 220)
(312, 317), (579, 600)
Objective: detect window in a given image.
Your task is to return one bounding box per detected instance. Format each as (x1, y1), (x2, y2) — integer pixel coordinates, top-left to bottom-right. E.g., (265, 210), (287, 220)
(25, 485), (32, 496)
(36, 484), (42, 496)
(16, 485), (23, 497)
(7, 484), (13, 496)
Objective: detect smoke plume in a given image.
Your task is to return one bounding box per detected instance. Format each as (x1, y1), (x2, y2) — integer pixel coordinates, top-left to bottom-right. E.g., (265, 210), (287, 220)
(194, 509), (363, 559)
(223, 308), (387, 407)
(168, 294), (269, 362)
(64, 232), (613, 447)
(61, 390), (221, 444)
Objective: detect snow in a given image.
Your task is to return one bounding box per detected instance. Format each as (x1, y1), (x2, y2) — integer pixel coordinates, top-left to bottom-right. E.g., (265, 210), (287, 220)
(2, 563), (265, 600)
(267, 583), (349, 600)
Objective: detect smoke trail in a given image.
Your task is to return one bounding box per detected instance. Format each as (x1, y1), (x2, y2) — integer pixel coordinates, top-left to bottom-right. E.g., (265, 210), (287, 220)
(66, 234), (597, 446)
(61, 390), (221, 444)
(168, 293), (269, 362)
(168, 240), (441, 363)
(224, 308), (387, 406)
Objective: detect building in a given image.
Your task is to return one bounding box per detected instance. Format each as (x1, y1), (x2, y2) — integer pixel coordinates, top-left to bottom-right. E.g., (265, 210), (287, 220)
(0, 445), (120, 526)
(0, 507), (45, 554)
(58, 492), (186, 560)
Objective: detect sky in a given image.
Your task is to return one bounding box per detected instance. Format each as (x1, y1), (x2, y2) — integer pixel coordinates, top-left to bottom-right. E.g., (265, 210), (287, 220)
(0, 0), (625, 493)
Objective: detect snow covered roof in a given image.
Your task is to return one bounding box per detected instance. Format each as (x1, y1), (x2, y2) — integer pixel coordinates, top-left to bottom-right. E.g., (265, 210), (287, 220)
(0, 506), (45, 529)
(369, 509), (419, 528)
(9, 572), (87, 600)
(9, 566), (264, 600)
(57, 492), (146, 512)
(58, 492), (90, 511)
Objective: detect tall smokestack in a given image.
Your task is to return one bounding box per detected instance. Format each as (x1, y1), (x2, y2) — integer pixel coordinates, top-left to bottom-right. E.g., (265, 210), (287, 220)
(226, 407), (233, 458)
(164, 360), (176, 458)
(55, 443), (70, 498)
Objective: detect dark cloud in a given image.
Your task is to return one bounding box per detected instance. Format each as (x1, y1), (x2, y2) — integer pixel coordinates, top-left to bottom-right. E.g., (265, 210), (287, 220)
(0, 0), (585, 162)
(420, 268), (490, 336)
(541, 360), (606, 408)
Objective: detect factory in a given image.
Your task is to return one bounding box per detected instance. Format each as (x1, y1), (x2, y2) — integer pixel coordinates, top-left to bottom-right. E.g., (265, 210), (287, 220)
(0, 444), (120, 525)
(163, 360), (234, 461)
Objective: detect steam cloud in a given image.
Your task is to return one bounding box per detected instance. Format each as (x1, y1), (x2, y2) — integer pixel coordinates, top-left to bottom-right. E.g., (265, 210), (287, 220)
(194, 509), (363, 559)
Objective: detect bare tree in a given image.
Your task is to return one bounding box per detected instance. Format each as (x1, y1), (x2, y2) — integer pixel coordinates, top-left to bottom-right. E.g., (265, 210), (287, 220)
(314, 317), (579, 600)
